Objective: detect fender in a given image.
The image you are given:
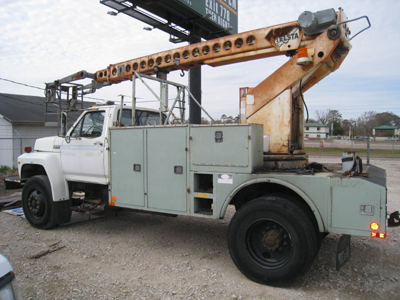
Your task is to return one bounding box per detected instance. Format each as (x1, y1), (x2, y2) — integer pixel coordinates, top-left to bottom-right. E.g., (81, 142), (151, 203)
(219, 177), (325, 232)
(18, 152), (69, 202)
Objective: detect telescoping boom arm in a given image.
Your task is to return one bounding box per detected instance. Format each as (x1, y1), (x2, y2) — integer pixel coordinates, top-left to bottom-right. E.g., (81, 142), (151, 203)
(95, 8), (351, 85)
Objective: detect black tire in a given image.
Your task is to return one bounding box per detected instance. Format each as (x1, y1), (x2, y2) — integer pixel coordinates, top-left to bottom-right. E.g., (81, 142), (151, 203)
(22, 175), (57, 229)
(228, 194), (318, 286)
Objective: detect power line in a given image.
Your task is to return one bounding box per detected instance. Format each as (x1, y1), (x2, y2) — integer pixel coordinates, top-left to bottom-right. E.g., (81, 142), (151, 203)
(0, 77), (44, 91)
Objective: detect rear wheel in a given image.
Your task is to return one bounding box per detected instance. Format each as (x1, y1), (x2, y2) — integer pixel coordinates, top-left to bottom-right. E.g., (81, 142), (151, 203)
(228, 194), (318, 285)
(22, 175), (57, 229)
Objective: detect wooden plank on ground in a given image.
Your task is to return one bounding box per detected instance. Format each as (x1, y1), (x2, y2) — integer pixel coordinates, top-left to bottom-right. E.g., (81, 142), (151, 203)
(0, 192), (22, 204)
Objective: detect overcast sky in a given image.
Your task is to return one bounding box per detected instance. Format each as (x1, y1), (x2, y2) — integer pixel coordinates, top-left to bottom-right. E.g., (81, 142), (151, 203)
(0, 0), (399, 121)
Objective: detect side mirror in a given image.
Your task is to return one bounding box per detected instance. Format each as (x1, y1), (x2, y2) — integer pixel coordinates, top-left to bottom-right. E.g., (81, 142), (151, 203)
(65, 136), (71, 144)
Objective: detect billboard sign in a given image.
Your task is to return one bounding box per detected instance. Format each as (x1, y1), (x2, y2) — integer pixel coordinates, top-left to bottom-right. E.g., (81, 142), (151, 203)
(177, 0), (238, 34)
(101, 0), (237, 42)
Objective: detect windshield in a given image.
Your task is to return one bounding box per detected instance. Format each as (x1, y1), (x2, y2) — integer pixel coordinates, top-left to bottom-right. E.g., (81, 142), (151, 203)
(117, 109), (166, 126)
(70, 111), (105, 138)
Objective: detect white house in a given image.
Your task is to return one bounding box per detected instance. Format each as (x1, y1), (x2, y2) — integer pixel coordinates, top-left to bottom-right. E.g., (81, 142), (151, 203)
(304, 122), (329, 139)
(0, 93), (90, 167)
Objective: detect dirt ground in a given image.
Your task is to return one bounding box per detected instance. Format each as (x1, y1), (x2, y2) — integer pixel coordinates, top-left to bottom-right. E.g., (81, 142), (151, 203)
(1, 156), (399, 300)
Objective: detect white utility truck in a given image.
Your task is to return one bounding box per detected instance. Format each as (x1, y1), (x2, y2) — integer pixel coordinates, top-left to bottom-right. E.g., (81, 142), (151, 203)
(18, 8), (399, 285)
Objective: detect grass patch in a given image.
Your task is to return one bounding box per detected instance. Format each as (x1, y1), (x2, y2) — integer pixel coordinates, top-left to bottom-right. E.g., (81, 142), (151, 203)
(305, 147), (400, 158)
(0, 165), (18, 175)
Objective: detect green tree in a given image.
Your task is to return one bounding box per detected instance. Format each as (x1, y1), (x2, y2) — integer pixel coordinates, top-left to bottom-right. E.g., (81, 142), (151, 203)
(374, 112), (400, 127)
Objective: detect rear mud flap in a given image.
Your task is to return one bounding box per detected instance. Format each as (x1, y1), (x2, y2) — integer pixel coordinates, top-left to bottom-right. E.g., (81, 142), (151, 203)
(336, 234), (351, 271)
(388, 211), (400, 227)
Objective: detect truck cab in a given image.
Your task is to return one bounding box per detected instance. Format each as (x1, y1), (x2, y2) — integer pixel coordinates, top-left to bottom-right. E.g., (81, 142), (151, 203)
(59, 104), (165, 185)
(18, 104), (166, 229)
(21, 104), (165, 185)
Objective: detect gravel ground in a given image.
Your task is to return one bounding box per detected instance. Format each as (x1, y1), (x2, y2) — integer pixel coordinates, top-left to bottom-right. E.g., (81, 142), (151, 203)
(1, 156), (399, 300)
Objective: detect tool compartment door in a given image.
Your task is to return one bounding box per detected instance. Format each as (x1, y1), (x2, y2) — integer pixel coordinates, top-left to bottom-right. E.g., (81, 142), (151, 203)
(110, 128), (145, 207)
(147, 127), (188, 212)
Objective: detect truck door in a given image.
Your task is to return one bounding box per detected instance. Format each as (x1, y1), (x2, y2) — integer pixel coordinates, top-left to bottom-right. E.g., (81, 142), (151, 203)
(61, 110), (108, 184)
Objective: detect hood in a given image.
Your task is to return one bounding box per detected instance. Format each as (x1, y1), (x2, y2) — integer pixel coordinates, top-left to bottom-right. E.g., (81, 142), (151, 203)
(34, 136), (63, 152)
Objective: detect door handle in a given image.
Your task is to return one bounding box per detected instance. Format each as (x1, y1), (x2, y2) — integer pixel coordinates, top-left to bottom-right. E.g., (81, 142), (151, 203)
(94, 141), (103, 146)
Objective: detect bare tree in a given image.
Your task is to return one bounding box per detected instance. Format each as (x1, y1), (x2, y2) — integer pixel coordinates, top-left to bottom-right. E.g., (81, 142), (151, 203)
(354, 111), (400, 136)
(201, 117), (210, 124)
(306, 118), (317, 123)
(315, 110), (329, 124)
(356, 111), (377, 135)
(342, 119), (352, 135)
(315, 109), (344, 135)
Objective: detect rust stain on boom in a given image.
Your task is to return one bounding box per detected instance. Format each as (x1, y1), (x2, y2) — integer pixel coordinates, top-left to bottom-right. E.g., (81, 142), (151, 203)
(71, 71), (86, 81)
(245, 32), (345, 119)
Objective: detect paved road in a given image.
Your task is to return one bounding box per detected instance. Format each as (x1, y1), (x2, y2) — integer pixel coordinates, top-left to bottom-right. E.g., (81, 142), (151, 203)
(305, 140), (400, 150)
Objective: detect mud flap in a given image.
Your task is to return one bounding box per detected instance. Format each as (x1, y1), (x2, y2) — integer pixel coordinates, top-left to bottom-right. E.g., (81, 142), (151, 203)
(388, 211), (400, 227)
(54, 199), (72, 225)
(336, 234), (351, 271)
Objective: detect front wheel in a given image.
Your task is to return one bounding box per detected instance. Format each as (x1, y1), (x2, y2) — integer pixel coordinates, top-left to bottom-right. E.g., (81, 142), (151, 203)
(228, 194), (318, 285)
(22, 175), (57, 229)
